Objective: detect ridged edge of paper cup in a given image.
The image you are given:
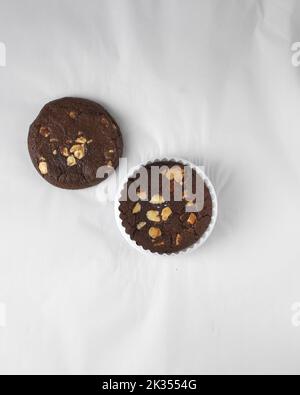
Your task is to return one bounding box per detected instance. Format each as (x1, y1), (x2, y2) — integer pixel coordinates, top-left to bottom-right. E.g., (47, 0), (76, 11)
(114, 158), (218, 256)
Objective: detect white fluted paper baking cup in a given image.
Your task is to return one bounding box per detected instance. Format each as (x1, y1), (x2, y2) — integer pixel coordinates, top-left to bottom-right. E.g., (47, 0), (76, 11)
(114, 158), (218, 256)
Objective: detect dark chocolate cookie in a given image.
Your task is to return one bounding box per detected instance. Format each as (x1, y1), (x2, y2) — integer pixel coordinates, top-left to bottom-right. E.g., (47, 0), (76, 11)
(28, 97), (123, 189)
(118, 161), (213, 254)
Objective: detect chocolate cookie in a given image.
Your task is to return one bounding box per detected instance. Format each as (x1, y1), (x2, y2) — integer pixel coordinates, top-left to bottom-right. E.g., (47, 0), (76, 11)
(118, 161), (213, 254)
(28, 97), (123, 189)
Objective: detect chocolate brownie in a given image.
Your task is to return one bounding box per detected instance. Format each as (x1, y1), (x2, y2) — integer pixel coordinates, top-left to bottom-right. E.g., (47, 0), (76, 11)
(118, 161), (213, 254)
(28, 97), (123, 189)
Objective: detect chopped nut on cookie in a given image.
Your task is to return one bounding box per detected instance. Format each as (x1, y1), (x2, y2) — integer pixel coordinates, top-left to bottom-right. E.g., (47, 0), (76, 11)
(161, 207), (172, 221)
(137, 190), (147, 200)
(132, 202), (141, 214)
(117, 161), (213, 254)
(104, 150), (115, 160)
(69, 111), (77, 119)
(164, 167), (183, 182)
(175, 233), (182, 246)
(75, 136), (87, 144)
(146, 210), (161, 222)
(38, 161), (48, 175)
(67, 155), (77, 167)
(137, 222), (146, 230)
(100, 116), (110, 128)
(150, 194), (165, 204)
(70, 144), (85, 160)
(187, 213), (197, 225)
(39, 126), (51, 138)
(186, 201), (195, 208)
(61, 147), (69, 157)
(184, 190), (195, 201)
(149, 227), (162, 239)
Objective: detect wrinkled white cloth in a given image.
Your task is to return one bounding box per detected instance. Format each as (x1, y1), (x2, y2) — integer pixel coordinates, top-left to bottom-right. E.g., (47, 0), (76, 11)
(0, 0), (300, 374)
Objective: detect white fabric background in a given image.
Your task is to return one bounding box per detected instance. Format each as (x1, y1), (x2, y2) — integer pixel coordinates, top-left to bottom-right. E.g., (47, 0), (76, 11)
(0, 0), (300, 374)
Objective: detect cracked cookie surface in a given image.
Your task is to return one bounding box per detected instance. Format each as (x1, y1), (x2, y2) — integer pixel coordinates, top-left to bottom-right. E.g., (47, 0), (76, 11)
(28, 97), (123, 189)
